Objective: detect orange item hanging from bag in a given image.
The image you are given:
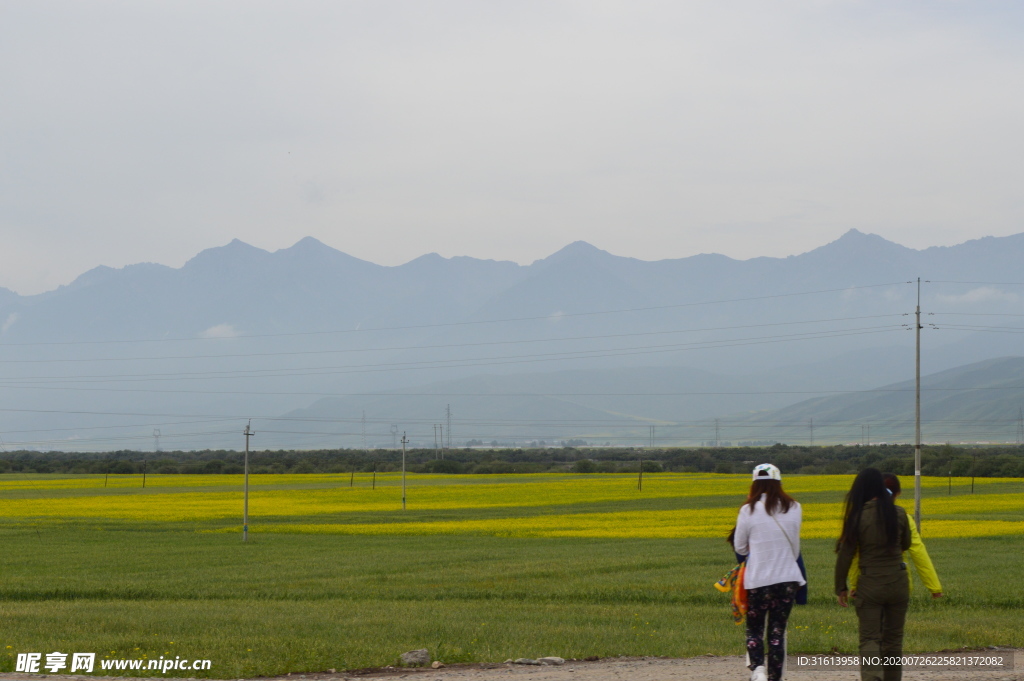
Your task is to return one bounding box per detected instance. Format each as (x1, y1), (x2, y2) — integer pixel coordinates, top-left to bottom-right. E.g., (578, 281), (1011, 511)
(714, 563), (748, 624)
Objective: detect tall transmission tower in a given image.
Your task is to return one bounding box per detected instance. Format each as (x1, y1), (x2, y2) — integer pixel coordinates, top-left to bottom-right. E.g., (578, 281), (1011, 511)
(390, 424), (399, 450)
(809, 418), (814, 447)
(153, 429), (161, 453)
(714, 419), (720, 447)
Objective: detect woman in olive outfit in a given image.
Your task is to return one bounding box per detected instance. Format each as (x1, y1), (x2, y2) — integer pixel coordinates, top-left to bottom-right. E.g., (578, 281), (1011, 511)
(847, 474), (943, 599)
(835, 468), (912, 681)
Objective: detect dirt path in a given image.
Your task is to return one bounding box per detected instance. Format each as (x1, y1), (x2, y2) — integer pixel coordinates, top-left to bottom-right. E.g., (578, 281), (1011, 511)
(343, 652), (1022, 681)
(4, 651), (1020, 681)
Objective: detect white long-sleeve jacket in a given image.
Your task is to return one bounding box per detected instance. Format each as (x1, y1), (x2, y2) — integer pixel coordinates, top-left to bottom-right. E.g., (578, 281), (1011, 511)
(734, 494), (805, 590)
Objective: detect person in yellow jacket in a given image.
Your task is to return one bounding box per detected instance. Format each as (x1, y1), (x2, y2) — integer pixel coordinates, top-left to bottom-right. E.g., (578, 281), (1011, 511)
(848, 473), (943, 598)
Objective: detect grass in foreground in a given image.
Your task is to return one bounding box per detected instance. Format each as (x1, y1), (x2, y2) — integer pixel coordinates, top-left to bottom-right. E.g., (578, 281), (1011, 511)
(0, 473), (1021, 676)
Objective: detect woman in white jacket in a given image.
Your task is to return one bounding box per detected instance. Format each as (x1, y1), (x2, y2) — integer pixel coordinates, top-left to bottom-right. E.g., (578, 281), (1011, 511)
(734, 464), (805, 681)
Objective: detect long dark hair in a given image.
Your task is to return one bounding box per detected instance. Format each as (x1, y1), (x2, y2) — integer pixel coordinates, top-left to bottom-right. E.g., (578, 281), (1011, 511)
(837, 468), (900, 552)
(744, 479), (795, 516)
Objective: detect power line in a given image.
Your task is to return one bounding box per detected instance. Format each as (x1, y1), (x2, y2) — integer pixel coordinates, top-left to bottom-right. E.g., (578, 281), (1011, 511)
(5, 388), (1024, 420)
(6, 412), (1024, 449)
(0, 327), (905, 389)
(0, 417), (238, 436)
(0, 315), (906, 365)
(934, 325), (1024, 334)
(933, 312), (1024, 317)
(927, 280), (1024, 285)
(0, 281), (911, 348)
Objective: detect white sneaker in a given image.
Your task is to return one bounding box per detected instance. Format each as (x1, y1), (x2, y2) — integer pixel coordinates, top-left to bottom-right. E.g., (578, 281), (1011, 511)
(750, 665), (767, 681)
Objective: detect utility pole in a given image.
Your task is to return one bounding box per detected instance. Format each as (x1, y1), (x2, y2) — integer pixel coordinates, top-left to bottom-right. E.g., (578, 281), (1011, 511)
(361, 410), (367, 485)
(144, 428), (160, 490)
(446, 404), (452, 450)
(971, 450), (977, 494)
(438, 425), (444, 460)
(1016, 406), (1024, 446)
(913, 277), (923, 530)
(243, 420), (254, 542)
(401, 432), (409, 510)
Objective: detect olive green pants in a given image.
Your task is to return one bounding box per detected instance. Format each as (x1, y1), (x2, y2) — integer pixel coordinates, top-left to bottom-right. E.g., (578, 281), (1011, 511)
(854, 576), (910, 681)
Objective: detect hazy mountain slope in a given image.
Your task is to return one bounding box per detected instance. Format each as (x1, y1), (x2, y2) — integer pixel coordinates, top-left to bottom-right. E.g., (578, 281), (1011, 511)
(729, 356), (1024, 445)
(274, 347), (929, 449)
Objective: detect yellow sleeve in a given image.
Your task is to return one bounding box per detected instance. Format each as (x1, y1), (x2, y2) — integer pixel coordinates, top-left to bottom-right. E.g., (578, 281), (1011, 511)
(835, 542), (857, 595)
(905, 516), (942, 594)
(847, 550), (860, 592)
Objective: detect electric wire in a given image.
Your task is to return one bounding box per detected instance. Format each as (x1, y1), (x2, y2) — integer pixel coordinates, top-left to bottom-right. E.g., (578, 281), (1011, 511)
(0, 315), (906, 365)
(0, 281), (911, 348)
(0, 327), (905, 389)
(0, 314), (908, 376)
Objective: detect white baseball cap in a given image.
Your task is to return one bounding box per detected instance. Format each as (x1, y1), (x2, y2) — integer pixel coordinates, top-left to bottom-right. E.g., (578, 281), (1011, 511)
(752, 463), (781, 481)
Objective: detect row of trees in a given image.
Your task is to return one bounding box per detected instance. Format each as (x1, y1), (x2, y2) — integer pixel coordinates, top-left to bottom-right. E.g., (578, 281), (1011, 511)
(2, 443), (1023, 477)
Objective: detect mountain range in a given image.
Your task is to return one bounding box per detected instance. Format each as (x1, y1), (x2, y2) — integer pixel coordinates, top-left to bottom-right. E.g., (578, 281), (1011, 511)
(1, 230), (1022, 450)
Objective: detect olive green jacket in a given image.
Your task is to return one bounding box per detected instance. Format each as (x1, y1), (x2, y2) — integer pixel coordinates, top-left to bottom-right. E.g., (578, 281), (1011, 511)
(835, 500), (912, 595)
(846, 513), (943, 594)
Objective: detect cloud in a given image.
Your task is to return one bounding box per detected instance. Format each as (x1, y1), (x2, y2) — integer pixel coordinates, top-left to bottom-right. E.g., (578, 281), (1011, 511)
(1, 312), (18, 334)
(936, 287), (1018, 304)
(199, 323), (240, 339)
(882, 288), (908, 302)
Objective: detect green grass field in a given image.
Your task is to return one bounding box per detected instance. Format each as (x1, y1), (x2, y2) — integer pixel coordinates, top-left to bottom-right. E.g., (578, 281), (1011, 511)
(1, 472), (1021, 677)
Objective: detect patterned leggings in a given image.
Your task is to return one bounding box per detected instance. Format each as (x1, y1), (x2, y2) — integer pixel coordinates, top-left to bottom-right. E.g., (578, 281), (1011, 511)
(746, 581), (799, 681)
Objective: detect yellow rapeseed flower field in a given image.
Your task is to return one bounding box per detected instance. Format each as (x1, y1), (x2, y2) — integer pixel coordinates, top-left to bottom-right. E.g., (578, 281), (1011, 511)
(1, 473), (1021, 539)
(238, 502), (1024, 539)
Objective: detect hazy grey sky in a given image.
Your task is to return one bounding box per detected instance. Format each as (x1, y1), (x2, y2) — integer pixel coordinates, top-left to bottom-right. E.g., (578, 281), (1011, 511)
(2, 1), (1022, 294)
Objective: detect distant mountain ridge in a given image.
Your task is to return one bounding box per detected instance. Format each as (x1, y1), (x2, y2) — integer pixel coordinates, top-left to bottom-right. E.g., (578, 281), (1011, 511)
(2, 230), (1023, 450)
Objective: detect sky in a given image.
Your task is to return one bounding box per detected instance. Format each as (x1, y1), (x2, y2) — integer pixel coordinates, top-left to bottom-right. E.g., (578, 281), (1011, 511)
(2, 1), (1023, 295)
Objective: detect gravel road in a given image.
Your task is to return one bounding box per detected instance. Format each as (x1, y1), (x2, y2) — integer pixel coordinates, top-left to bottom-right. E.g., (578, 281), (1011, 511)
(4, 651), (1020, 681)
(345, 652), (1022, 681)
